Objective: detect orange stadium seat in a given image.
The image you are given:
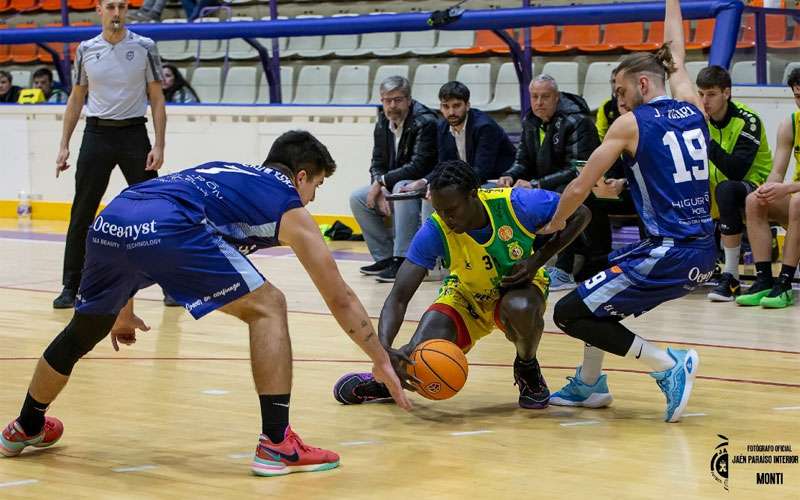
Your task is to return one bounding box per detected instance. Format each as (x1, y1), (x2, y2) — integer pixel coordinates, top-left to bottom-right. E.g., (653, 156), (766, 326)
(579, 22), (645, 52)
(40, 0), (66, 11)
(10, 23), (42, 64)
(486, 26), (556, 54)
(69, 0), (97, 10)
(686, 18), (714, 50)
(623, 21), (695, 52)
(0, 0), (14, 14)
(9, 0), (40, 12)
(769, 21), (800, 49)
(451, 30), (512, 55)
(128, 0), (142, 8)
(536, 25), (600, 53)
(738, 14), (787, 49)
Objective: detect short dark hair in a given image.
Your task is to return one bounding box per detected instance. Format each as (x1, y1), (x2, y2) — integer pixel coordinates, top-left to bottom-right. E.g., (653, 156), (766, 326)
(32, 67), (53, 83)
(429, 159), (479, 194)
(788, 67), (800, 89)
(696, 65), (732, 91)
(438, 81), (470, 103)
(0, 70), (11, 82)
(263, 130), (336, 178)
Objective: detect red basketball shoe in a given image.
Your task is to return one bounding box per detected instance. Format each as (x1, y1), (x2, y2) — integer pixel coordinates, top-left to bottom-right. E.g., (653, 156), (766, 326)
(0, 417), (64, 457)
(251, 426), (340, 476)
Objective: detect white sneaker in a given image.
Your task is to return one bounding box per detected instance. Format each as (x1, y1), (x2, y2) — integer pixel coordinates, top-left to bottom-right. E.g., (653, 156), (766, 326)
(547, 267), (577, 291)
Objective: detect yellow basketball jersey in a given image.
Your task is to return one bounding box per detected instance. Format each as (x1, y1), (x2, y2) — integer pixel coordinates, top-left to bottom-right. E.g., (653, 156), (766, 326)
(792, 111), (800, 182)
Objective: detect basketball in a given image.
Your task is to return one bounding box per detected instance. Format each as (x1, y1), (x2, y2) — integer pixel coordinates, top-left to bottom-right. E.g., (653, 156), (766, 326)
(407, 339), (469, 400)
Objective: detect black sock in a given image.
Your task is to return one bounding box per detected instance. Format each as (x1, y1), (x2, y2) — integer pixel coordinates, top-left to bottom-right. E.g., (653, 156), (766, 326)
(18, 392), (48, 436)
(755, 261), (774, 283)
(514, 355), (537, 367)
(259, 394), (290, 443)
(776, 264), (796, 289)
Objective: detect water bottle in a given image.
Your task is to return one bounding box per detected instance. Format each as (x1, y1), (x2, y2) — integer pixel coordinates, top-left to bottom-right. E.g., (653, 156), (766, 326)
(17, 191), (32, 221)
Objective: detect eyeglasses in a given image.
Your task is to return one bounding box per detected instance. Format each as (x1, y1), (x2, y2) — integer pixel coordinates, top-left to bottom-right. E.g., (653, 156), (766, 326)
(380, 96), (408, 105)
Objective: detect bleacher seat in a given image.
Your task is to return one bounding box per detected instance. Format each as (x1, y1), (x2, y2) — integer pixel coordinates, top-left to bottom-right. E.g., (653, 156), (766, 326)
(221, 66), (257, 104)
(284, 15), (324, 58)
(686, 61), (709, 84)
(68, 0), (96, 11)
(411, 63), (450, 108)
(624, 21), (665, 51)
(580, 22), (645, 52)
(0, 0), (12, 14)
(336, 31), (396, 57)
(451, 30), (510, 55)
(412, 30), (474, 56)
(0, 25), (10, 64)
(583, 61), (619, 110)
(10, 23), (40, 64)
(370, 64), (409, 104)
(375, 29), (436, 57)
(195, 18), (226, 60)
(331, 65), (369, 104)
(40, 0), (66, 12)
(738, 14), (788, 49)
(257, 66), (294, 104)
(257, 16), (289, 56)
(292, 65), (331, 104)
(484, 62), (527, 112)
(10, 70), (31, 87)
(687, 19), (714, 50)
(538, 25), (600, 53)
(730, 60), (772, 84)
(770, 19), (800, 49)
(455, 63), (491, 107)
(9, 0), (38, 12)
(159, 19), (192, 61)
(540, 61), (579, 94)
(303, 14), (360, 58)
(191, 67), (222, 103)
(783, 62), (800, 84)
(227, 17), (258, 61)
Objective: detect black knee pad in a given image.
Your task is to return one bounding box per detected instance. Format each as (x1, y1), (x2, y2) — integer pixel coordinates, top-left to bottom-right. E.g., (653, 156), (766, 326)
(715, 181), (749, 235)
(43, 313), (117, 376)
(553, 291), (593, 335)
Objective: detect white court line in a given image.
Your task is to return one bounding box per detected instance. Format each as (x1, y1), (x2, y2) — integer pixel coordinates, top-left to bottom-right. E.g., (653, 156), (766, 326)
(0, 480), (39, 489)
(201, 389), (229, 395)
(339, 440), (379, 446)
(774, 406), (800, 411)
(228, 452), (251, 459)
(682, 413), (708, 417)
(559, 420), (601, 427)
(450, 430), (493, 436)
(111, 465), (158, 473)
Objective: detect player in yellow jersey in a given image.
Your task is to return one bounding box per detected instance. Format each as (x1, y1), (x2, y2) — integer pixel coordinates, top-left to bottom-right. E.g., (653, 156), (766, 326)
(738, 68), (800, 308)
(333, 160), (589, 408)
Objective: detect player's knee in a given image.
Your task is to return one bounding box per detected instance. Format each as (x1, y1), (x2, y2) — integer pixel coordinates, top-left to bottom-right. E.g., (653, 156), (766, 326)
(240, 284), (287, 323)
(553, 292), (591, 337)
(349, 188), (366, 212)
(501, 293), (543, 325)
(788, 195), (800, 220)
(43, 313), (116, 376)
(745, 192), (765, 218)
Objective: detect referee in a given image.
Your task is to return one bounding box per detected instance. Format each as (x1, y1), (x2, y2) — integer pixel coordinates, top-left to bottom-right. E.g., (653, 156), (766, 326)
(53, 0), (167, 308)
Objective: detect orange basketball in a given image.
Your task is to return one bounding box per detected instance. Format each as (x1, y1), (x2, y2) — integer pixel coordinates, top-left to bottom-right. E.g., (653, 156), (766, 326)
(407, 339), (468, 400)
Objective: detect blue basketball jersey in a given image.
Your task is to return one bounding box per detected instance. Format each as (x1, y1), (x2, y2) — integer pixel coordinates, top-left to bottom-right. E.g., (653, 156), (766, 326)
(120, 161), (303, 253)
(623, 97), (714, 240)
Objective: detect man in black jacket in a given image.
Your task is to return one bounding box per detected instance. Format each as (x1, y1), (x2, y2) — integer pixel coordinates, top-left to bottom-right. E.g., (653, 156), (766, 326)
(498, 74), (609, 290)
(434, 81), (516, 182)
(350, 75), (439, 282)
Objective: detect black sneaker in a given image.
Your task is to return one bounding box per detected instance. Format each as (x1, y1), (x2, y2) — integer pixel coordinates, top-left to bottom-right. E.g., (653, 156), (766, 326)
(375, 257), (404, 283)
(332, 372), (392, 404)
(359, 257), (394, 276)
(514, 356), (550, 409)
(707, 272), (740, 302)
(163, 294), (181, 307)
(52, 288), (76, 309)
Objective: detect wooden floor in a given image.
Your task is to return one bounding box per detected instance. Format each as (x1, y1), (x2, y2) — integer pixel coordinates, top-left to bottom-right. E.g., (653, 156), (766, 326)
(0, 219), (798, 499)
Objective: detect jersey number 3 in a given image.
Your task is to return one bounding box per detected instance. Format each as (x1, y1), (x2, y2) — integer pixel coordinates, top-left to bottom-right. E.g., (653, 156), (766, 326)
(662, 129), (708, 184)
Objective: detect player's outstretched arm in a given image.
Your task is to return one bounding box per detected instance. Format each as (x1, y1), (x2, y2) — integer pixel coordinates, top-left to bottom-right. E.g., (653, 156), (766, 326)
(538, 114), (635, 235)
(664, 0), (703, 110)
(279, 207), (412, 410)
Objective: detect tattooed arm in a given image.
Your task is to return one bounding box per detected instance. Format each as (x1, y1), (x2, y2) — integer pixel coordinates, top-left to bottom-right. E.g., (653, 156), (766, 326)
(279, 207), (412, 409)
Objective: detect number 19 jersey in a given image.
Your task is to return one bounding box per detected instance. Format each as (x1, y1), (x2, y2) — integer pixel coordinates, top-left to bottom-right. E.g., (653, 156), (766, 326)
(624, 97), (714, 240)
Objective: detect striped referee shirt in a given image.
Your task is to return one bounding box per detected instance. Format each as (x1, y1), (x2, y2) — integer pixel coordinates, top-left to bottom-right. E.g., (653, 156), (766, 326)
(74, 30), (163, 120)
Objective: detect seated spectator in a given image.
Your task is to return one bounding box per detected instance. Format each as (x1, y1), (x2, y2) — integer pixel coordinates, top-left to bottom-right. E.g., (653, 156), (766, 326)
(497, 74), (608, 290)
(738, 68), (800, 310)
(350, 75), (438, 282)
(595, 68), (621, 142)
(0, 71), (22, 104)
(32, 68), (68, 104)
(695, 66), (773, 303)
(434, 81), (516, 185)
(162, 64), (200, 103)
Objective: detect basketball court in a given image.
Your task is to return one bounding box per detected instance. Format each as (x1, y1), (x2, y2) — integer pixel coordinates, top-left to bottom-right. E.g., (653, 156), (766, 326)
(0, 219), (797, 498)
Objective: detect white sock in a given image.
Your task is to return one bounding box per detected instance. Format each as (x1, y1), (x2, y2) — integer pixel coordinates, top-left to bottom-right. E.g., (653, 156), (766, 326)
(578, 344), (605, 385)
(723, 245), (741, 279)
(626, 336), (674, 372)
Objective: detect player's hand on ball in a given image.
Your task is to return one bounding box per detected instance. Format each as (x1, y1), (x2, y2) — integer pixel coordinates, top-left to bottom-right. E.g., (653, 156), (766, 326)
(537, 218), (566, 235)
(372, 360), (413, 410)
(110, 314), (151, 352)
(385, 347), (420, 391)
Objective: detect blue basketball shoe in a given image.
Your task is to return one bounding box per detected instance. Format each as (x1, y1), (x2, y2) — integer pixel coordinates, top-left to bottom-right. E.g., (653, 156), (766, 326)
(549, 366), (613, 408)
(649, 348), (699, 423)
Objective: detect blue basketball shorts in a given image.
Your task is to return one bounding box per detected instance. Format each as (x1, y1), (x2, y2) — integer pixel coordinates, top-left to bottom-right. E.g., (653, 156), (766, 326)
(576, 236), (716, 319)
(75, 195), (266, 319)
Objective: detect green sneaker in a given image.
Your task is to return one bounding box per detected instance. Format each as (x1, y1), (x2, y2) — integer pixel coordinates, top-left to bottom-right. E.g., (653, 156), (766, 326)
(736, 278), (773, 306)
(760, 286), (795, 309)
